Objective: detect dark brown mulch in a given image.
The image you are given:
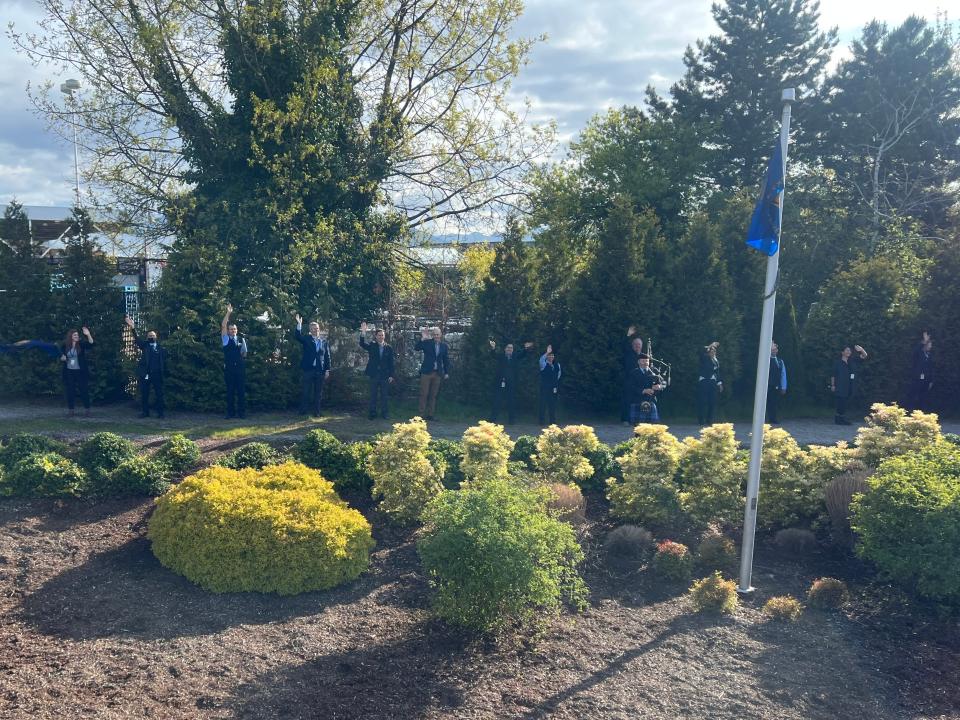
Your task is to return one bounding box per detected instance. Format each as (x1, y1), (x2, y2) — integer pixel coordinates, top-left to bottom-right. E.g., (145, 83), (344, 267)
(1, 496), (958, 720)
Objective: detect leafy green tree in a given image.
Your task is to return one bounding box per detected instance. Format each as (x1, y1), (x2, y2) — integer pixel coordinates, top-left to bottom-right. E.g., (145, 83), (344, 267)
(917, 230), (960, 414)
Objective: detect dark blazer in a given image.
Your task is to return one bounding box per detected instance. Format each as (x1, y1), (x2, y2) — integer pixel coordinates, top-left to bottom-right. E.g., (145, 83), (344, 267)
(832, 357), (860, 397)
(493, 347), (527, 388)
(698, 351), (721, 385)
(132, 333), (167, 380)
(911, 344), (933, 383)
(539, 358), (562, 391)
(629, 366), (660, 405)
(415, 338), (450, 376)
(360, 336), (395, 380)
(295, 328), (332, 372)
(60, 340), (92, 379)
(622, 336), (643, 375)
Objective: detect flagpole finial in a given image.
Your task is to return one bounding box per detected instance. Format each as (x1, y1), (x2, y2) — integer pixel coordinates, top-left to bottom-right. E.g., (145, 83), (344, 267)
(781, 88), (796, 104)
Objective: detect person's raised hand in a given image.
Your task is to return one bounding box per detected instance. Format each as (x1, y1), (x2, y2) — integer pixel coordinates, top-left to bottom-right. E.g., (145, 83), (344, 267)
(488, 339), (496, 350)
(627, 325), (636, 336)
(360, 321), (368, 333)
(81, 326), (91, 337)
(523, 341), (533, 349)
(124, 315), (134, 329)
(295, 313), (302, 325)
(226, 303), (233, 314)
(546, 344), (553, 354)
(421, 327), (430, 340)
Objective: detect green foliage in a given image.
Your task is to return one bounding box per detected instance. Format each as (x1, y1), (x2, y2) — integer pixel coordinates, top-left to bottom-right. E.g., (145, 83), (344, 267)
(216, 442), (287, 470)
(148, 463), (374, 595)
(508, 435), (538, 468)
(773, 528), (818, 556)
(153, 434), (201, 475)
(367, 418), (441, 524)
(460, 421), (514, 485)
(295, 429), (372, 494)
(689, 571), (738, 614)
(678, 424), (746, 529)
(918, 234), (960, 415)
(758, 427), (820, 531)
(763, 595), (803, 622)
(606, 424), (684, 527)
(697, 533), (737, 572)
(852, 443), (960, 603)
(427, 439), (465, 490)
(417, 479), (587, 634)
(652, 540), (693, 583)
(805, 577), (850, 609)
(533, 424), (599, 488)
(854, 403), (942, 467)
(99, 455), (171, 497)
(0, 434), (68, 470)
(584, 444), (622, 488)
(2, 452), (86, 498)
(76, 432), (137, 484)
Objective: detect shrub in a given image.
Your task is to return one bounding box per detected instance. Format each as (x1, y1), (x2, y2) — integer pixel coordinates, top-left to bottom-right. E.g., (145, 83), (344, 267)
(0, 434), (68, 470)
(804, 442), (857, 488)
(367, 418), (441, 524)
(584, 444), (623, 489)
(689, 572), (738, 614)
(855, 403), (942, 467)
(606, 425), (684, 527)
(148, 462), (374, 595)
(153, 434), (201, 474)
(546, 483), (586, 525)
(824, 468), (870, 548)
(678, 424), (746, 529)
(698, 532), (737, 572)
(533, 425), (600, 488)
(944, 433), (960, 448)
(851, 443), (960, 603)
(428, 439), (465, 489)
(508, 435), (538, 468)
(216, 441), (286, 470)
(773, 528), (818, 556)
(806, 577), (849, 609)
(2, 453), (86, 497)
(295, 429), (372, 494)
(98, 455), (171, 496)
(758, 427), (818, 531)
(652, 540), (692, 583)
(604, 525), (653, 562)
(417, 479), (587, 634)
(763, 595), (803, 622)
(76, 432), (136, 483)
(460, 422), (513, 485)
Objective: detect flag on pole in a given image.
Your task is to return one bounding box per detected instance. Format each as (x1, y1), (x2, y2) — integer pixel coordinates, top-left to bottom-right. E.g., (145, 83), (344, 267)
(745, 141), (784, 256)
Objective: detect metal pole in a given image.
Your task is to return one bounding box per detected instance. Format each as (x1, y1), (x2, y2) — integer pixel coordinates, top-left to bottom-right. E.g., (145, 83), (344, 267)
(737, 88), (795, 594)
(72, 108), (81, 206)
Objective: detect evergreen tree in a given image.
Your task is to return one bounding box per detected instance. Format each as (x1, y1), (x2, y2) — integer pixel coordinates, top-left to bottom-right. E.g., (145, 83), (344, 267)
(918, 230), (960, 414)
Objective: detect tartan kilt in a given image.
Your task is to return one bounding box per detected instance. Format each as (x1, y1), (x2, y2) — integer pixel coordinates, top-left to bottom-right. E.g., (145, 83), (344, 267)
(630, 400), (659, 424)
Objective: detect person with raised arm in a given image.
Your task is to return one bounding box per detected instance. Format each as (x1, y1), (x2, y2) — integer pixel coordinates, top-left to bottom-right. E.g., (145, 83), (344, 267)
(359, 321), (395, 420)
(697, 341), (723, 425)
(221, 303), (248, 419)
(831, 343), (868, 425)
(126, 315), (166, 418)
(489, 338), (534, 424)
(766, 341), (788, 424)
(538, 344), (561, 426)
(294, 313), (331, 417)
(60, 326), (94, 416)
(414, 326), (449, 420)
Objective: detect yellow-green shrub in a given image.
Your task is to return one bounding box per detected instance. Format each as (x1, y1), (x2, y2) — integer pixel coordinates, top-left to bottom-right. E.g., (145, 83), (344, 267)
(855, 403), (942, 467)
(153, 433), (201, 474)
(606, 425), (683, 526)
(689, 571), (738, 614)
(461, 421), (513, 484)
(148, 462), (374, 595)
(758, 427), (819, 531)
(367, 418), (441, 524)
(678, 424), (746, 529)
(763, 595), (803, 622)
(697, 532), (737, 572)
(533, 425), (600, 487)
(2, 452), (86, 497)
(0, 434), (68, 470)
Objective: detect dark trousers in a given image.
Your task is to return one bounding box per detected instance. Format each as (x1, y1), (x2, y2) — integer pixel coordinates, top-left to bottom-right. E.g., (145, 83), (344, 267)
(907, 380), (931, 411)
(64, 370), (90, 410)
(697, 380), (717, 425)
(139, 375), (164, 416)
(300, 370), (325, 415)
(620, 375), (632, 422)
(492, 384), (518, 424)
(225, 366), (246, 417)
(368, 377), (390, 418)
(539, 389), (557, 425)
(765, 389), (780, 423)
(835, 394), (849, 419)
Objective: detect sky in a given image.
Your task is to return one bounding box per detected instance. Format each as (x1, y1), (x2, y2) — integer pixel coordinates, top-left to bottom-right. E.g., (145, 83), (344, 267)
(0, 0), (951, 208)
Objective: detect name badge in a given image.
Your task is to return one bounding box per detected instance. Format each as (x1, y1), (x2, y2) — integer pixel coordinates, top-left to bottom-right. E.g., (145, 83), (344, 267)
(920, 374), (925, 380)
(553, 388), (557, 394)
(501, 381), (506, 388)
(849, 373), (855, 380)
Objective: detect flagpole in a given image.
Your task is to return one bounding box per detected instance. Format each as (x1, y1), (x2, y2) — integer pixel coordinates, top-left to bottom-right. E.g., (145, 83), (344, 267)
(738, 88), (795, 594)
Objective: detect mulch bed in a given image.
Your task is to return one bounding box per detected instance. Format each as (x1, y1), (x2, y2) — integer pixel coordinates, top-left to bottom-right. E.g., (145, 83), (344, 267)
(1, 493), (958, 720)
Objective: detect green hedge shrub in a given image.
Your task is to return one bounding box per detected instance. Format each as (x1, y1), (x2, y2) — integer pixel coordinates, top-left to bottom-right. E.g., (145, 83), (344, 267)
(852, 443), (960, 603)
(153, 434), (201, 474)
(533, 425), (599, 488)
(76, 432), (137, 483)
(428, 439), (465, 489)
(417, 479), (587, 633)
(855, 403), (942, 468)
(758, 427), (819, 531)
(368, 418), (441, 524)
(606, 425), (684, 527)
(294, 429), (372, 494)
(0, 434), (68, 470)
(509, 435), (538, 469)
(697, 533), (737, 572)
(678, 424), (746, 529)
(216, 442), (287, 470)
(2, 453), (87, 497)
(98, 456), (171, 497)
(585, 444), (622, 488)
(148, 462), (374, 595)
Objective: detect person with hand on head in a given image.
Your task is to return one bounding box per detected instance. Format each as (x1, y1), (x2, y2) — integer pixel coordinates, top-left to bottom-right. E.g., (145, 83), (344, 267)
(126, 315), (166, 418)
(414, 326), (450, 420)
(60, 326), (94, 416)
(766, 341), (787, 424)
(489, 338), (534, 424)
(620, 326), (643, 423)
(831, 343), (868, 425)
(221, 303), (248, 419)
(359, 321), (395, 420)
(907, 330), (933, 411)
(697, 341), (723, 425)
(538, 344), (561, 426)
(295, 313), (331, 417)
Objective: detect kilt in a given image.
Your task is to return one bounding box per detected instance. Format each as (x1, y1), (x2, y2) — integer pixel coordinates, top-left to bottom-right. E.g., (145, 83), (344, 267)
(630, 400), (659, 424)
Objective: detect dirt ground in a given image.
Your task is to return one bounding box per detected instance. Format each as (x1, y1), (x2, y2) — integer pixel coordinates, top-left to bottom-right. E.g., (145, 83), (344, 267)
(2, 490), (959, 720)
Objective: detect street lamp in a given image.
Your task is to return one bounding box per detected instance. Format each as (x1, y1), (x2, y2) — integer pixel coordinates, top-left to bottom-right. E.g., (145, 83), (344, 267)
(59, 78), (82, 206)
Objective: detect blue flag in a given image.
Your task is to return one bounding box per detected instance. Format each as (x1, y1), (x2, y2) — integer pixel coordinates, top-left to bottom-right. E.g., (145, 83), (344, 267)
(746, 141), (784, 256)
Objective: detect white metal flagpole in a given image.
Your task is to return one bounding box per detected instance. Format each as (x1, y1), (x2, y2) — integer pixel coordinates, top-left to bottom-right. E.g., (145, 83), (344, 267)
(738, 87), (795, 594)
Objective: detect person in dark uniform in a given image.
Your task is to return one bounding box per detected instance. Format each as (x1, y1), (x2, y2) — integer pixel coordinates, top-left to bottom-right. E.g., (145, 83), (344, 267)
(629, 353), (664, 424)
(295, 313), (332, 417)
(766, 341), (787, 424)
(538, 345), (561, 425)
(489, 338), (534, 424)
(831, 343), (868, 425)
(221, 304), (248, 418)
(620, 326), (644, 423)
(126, 315), (167, 418)
(60, 326), (94, 416)
(907, 331), (933, 411)
(697, 341), (723, 425)
(359, 321), (395, 419)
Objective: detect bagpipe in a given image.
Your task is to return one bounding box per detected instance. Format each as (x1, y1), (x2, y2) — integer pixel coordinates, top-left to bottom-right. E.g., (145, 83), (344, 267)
(646, 337), (671, 389)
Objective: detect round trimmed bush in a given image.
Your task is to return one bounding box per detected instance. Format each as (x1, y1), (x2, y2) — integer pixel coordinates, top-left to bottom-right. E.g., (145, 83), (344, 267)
(417, 479), (587, 634)
(153, 434), (201, 474)
(294, 429), (371, 494)
(428, 439), (465, 489)
(3, 453), (87, 497)
(148, 462), (374, 595)
(461, 421), (513, 485)
(368, 418), (441, 524)
(689, 571), (738, 614)
(508, 435), (538, 468)
(585, 444), (622, 488)
(0, 434), (68, 470)
(606, 425), (684, 527)
(100, 456), (171, 497)
(763, 595), (803, 622)
(216, 442), (286, 470)
(806, 577), (849, 609)
(76, 432), (136, 483)
(652, 540), (693, 583)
